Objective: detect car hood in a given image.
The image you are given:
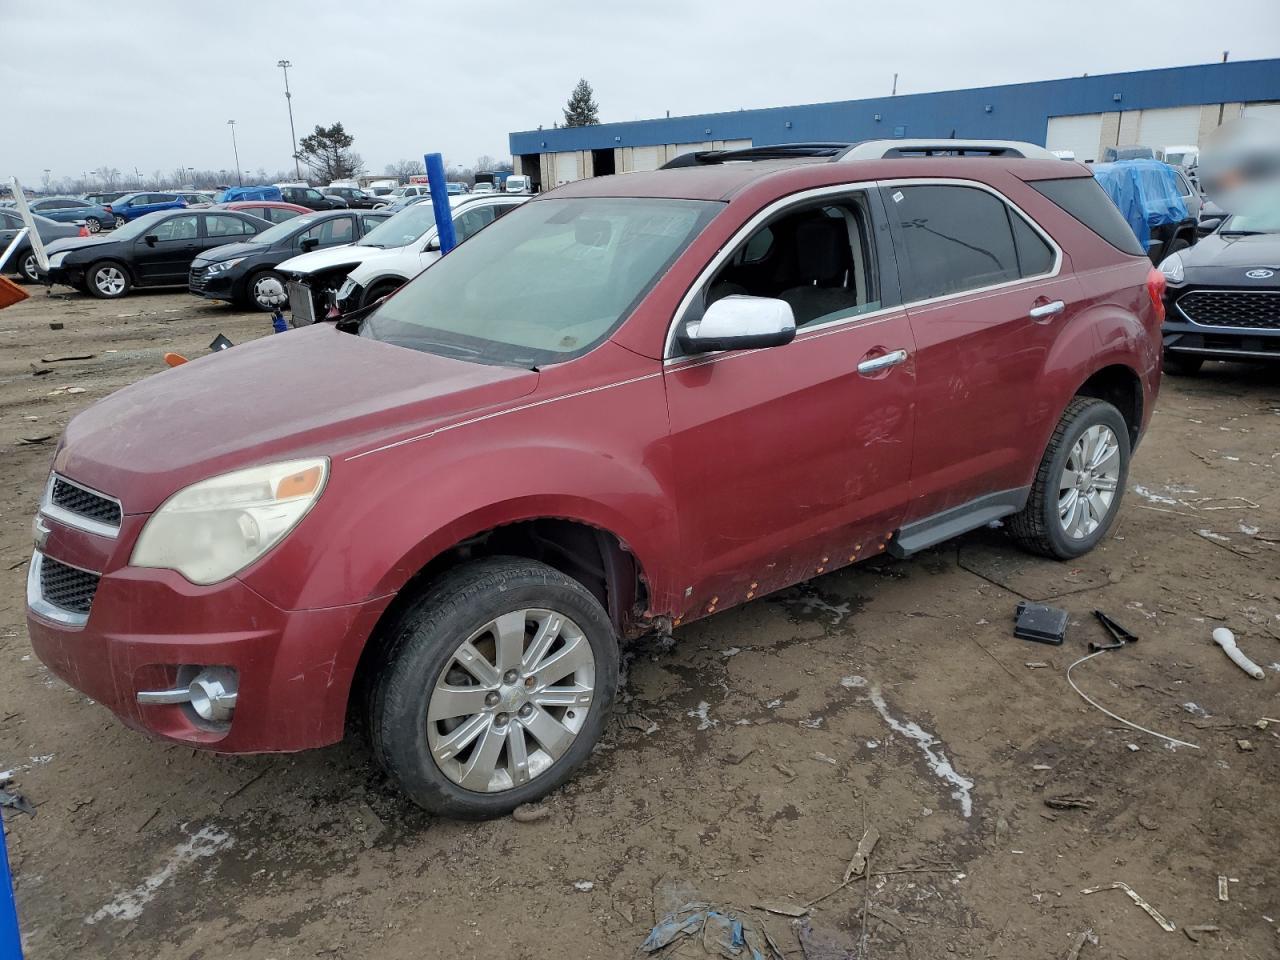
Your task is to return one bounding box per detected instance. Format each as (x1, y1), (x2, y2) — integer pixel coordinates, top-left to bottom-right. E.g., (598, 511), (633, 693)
(276, 243), (372, 277)
(194, 241), (265, 265)
(45, 235), (121, 256)
(53, 324), (540, 513)
(1183, 232), (1280, 270)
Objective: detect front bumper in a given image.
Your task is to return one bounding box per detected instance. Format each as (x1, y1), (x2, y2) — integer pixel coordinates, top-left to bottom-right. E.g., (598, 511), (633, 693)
(1163, 284), (1280, 362)
(26, 493), (391, 753)
(188, 266), (238, 303)
(41, 264), (85, 287)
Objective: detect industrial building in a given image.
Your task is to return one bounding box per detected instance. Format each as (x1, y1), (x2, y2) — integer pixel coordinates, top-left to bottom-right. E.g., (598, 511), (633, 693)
(509, 58), (1280, 189)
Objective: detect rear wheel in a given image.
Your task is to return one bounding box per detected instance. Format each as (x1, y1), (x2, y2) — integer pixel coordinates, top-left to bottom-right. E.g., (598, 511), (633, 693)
(84, 216), (102, 234)
(369, 557), (617, 818)
(114, 215), (127, 228)
(18, 252), (39, 283)
(85, 261), (131, 299)
(1163, 353), (1204, 376)
(1008, 397), (1129, 559)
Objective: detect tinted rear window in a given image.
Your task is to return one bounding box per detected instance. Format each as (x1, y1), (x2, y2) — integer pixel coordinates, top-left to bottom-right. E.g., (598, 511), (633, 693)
(1029, 177), (1145, 257)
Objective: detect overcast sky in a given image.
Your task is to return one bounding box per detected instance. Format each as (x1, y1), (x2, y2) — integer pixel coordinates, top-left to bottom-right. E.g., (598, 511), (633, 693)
(4, 0), (1278, 186)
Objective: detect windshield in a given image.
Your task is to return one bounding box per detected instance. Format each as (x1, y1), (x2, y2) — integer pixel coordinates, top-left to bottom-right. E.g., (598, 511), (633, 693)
(109, 211), (172, 240)
(1222, 207), (1280, 234)
(360, 197), (720, 366)
(252, 215), (322, 245)
(357, 203), (438, 247)
(1166, 151), (1192, 166)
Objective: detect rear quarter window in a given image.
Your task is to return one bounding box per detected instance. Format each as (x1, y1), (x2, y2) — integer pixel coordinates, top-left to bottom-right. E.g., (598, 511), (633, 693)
(1028, 177), (1145, 257)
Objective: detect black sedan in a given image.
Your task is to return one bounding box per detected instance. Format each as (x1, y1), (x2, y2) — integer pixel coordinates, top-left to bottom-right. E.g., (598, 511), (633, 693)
(189, 209), (392, 310)
(1, 209), (81, 282)
(1160, 206), (1280, 374)
(40, 209), (269, 299)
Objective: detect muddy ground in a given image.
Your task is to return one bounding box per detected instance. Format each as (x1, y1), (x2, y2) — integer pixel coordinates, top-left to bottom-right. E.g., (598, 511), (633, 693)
(1, 282), (1277, 960)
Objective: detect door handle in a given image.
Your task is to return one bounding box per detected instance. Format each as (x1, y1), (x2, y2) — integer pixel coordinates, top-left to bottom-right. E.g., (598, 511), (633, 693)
(1028, 299), (1065, 320)
(857, 348), (909, 375)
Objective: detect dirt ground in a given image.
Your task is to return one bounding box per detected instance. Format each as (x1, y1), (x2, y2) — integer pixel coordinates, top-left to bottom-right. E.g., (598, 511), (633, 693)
(1, 282), (1277, 960)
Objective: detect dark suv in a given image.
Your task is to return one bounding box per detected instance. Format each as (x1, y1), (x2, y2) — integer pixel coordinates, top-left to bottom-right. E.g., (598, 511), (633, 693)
(27, 140), (1165, 818)
(278, 185), (346, 211)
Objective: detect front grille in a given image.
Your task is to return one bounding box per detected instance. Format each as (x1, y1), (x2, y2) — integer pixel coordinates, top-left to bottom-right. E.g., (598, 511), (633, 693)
(50, 476), (121, 528)
(1178, 290), (1280, 329)
(189, 265), (210, 291)
(39, 556), (100, 616)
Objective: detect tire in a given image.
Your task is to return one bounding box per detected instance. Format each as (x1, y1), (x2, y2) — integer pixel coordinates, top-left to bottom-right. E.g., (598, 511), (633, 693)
(362, 278), (403, 309)
(368, 557), (618, 818)
(1163, 352), (1203, 376)
(18, 251), (39, 283)
(114, 215), (127, 229)
(246, 269), (288, 311)
(84, 216), (102, 234)
(1008, 397), (1130, 560)
(85, 261), (131, 299)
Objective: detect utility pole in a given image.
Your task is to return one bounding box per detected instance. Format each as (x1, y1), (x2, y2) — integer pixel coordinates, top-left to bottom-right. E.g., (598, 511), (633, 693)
(277, 59), (301, 180)
(892, 73), (898, 96)
(134, 166), (143, 188)
(227, 120), (242, 186)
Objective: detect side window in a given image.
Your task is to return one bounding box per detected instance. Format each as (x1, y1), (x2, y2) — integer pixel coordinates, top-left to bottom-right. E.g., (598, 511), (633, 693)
(359, 212), (390, 230)
(0, 212), (19, 228)
(205, 215), (255, 237)
(890, 185), (1020, 301)
(268, 208), (299, 223)
(493, 202), (519, 219)
(454, 204), (497, 242)
(151, 215), (199, 241)
(298, 216), (354, 248)
(697, 193), (881, 330)
(1009, 213), (1054, 278)
(155, 194), (177, 203)
(306, 189), (325, 202)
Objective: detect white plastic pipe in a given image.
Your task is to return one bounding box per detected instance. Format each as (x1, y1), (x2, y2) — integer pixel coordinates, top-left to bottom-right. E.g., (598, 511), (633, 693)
(1213, 627), (1265, 680)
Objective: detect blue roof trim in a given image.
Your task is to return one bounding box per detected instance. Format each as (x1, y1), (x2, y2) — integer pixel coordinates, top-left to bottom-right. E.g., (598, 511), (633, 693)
(510, 59), (1280, 155)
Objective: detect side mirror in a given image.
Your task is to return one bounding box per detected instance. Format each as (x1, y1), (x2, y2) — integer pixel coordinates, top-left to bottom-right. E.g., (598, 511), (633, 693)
(425, 236), (441, 252)
(680, 295), (796, 354)
(144, 235), (158, 246)
(1197, 217), (1222, 236)
(300, 237), (320, 252)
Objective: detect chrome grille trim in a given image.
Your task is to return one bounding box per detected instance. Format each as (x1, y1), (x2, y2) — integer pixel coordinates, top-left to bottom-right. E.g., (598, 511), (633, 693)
(41, 473), (122, 539)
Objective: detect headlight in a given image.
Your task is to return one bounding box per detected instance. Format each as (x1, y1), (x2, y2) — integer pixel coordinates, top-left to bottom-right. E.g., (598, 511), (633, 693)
(206, 257), (245, 276)
(131, 458), (328, 585)
(1159, 252), (1184, 284)
(336, 276), (357, 300)
(46, 251), (68, 269)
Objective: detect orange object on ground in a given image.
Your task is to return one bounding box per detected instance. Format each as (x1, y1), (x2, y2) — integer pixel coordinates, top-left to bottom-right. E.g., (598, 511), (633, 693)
(163, 352), (189, 367)
(0, 276), (30, 310)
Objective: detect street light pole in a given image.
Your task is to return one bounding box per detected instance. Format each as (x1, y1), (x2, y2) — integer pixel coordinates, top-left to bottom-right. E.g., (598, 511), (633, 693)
(277, 59), (301, 180)
(227, 120), (242, 186)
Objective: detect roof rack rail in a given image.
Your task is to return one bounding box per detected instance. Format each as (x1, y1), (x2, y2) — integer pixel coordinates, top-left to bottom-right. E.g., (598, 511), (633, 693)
(659, 138), (1058, 169)
(660, 142), (854, 169)
(841, 139), (1058, 160)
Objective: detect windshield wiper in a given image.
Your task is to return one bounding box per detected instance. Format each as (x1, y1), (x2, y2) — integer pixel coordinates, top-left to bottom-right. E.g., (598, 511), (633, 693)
(1220, 229), (1264, 236)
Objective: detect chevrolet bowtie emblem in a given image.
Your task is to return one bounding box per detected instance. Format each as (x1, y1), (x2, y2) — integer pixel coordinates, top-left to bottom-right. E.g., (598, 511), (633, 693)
(33, 516), (51, 552)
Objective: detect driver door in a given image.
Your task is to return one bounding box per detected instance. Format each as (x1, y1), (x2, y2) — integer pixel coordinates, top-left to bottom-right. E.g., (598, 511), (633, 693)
(132, 213), (200, 283)
(664, 187), (917, 616)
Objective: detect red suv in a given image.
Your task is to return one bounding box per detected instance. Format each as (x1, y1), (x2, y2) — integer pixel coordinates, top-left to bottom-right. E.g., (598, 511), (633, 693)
(27, 140), (1165, 818)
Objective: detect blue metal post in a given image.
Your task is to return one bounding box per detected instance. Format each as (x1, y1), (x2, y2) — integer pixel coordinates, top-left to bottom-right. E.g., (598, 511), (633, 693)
(424, 153), (457, 254)
(0, 823), (22, 960)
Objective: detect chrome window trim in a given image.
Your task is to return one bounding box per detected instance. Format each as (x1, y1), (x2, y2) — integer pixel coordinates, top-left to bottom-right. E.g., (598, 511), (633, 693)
(662, 176), (1064, 360)
(1175, 288), (1280, 331)
(41, 473), (123, 540)
(26, 551), (90, 628)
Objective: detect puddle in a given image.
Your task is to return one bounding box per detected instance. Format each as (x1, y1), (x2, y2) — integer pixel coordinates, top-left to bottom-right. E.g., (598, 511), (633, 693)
(86, 825), (234, 923)
(687, 701), (717, 731)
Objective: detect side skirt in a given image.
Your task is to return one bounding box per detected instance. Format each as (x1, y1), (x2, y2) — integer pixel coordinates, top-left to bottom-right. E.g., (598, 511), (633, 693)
(889, 487), (1030, 558)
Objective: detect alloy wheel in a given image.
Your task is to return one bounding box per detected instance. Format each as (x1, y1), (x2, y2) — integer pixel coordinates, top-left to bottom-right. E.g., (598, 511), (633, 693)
(114, 216), (126, 228)
(93, 265), (126, 297)
(427, 608), (596, 793)
(1057, 424), (1120, 539)
(86, 218), (101, 234)
(21, 254), (38, 281)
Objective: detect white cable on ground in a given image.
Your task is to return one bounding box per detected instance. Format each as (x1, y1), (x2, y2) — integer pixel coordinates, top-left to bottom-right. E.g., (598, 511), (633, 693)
(1066, 649), (1201, 750)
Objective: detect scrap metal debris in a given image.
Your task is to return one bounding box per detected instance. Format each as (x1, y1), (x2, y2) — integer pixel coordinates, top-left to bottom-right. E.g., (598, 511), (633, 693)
(1081, 882), (1175, 932)
(1217, 875), (1229, 902)
(0, 785), (35, 817)
(1184, 924), (1220, 943)
(1045, 795), (1096, 811)
(1065, 928), (1097, 960)
(842, 827), (880, 883)
(750, 900), (809, 918)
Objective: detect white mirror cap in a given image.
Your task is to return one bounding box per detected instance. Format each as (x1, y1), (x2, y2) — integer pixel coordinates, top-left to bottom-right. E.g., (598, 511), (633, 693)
(691, 295), (795, 340)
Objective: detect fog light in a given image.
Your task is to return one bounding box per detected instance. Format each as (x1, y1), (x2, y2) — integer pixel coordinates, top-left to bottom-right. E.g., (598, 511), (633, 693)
(189, 668), (238, 722)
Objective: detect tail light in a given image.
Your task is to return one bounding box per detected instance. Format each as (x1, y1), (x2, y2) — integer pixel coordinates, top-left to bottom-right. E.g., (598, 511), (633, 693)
(1146, 267), (1166, 324)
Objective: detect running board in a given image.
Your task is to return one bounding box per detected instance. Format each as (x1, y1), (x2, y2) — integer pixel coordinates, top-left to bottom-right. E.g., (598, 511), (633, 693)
(889, 487), (1030, 558)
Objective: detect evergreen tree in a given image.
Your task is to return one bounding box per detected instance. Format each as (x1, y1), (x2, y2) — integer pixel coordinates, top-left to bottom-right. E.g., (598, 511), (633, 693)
(563, 79), (600, 127)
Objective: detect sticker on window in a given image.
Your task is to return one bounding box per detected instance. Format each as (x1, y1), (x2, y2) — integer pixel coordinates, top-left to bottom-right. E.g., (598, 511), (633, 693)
(891, 191), (904, 204)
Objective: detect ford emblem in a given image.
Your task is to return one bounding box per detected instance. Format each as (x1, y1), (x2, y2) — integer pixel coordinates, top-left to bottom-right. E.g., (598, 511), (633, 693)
(1245, 268), (1274, 279)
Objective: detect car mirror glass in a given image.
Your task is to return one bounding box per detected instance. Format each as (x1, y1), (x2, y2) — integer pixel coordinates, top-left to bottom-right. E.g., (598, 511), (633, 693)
(679, 295), (796, 354)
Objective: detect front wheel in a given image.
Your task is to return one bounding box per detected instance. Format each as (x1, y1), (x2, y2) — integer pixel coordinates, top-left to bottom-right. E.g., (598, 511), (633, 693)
(85, 261), (131, 299)
(84, 216), (102, 234)
(361, 278), (403, 309)
(18, 252), (40, 283)
(247, 269), (288, 311)
(114, 215), (127, 229)
(1008, 397), (1130, 559)
(369, 557), (618, 818)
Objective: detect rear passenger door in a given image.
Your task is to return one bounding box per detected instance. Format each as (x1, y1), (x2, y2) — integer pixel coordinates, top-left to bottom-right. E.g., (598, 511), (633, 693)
(883, 180), (1077, 521)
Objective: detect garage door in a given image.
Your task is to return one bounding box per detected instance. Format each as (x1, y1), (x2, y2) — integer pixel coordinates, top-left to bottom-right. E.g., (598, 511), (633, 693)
(629, 146), (662, 172)
(1241, 101), (1280, 123)
(1046, 114), (1104, 162)
(1136, 107), (1201, 151)
(554, 152), (580, 184)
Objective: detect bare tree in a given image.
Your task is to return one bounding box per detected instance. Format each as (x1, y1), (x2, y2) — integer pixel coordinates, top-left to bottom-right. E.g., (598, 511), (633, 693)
(384, 158), (425, 181)
(97, 167), (122, 190)
(475, 155), (496, 173)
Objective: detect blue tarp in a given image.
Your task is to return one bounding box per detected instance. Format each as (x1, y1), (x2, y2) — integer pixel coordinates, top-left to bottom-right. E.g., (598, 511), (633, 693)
(218, 185), (283, 203)
(1090, 160), (1188, 251)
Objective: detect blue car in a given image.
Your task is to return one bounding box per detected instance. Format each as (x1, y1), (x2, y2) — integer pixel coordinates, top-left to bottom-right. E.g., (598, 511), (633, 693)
(109, 191), (188, 226)
(27, 196), (115, 234)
